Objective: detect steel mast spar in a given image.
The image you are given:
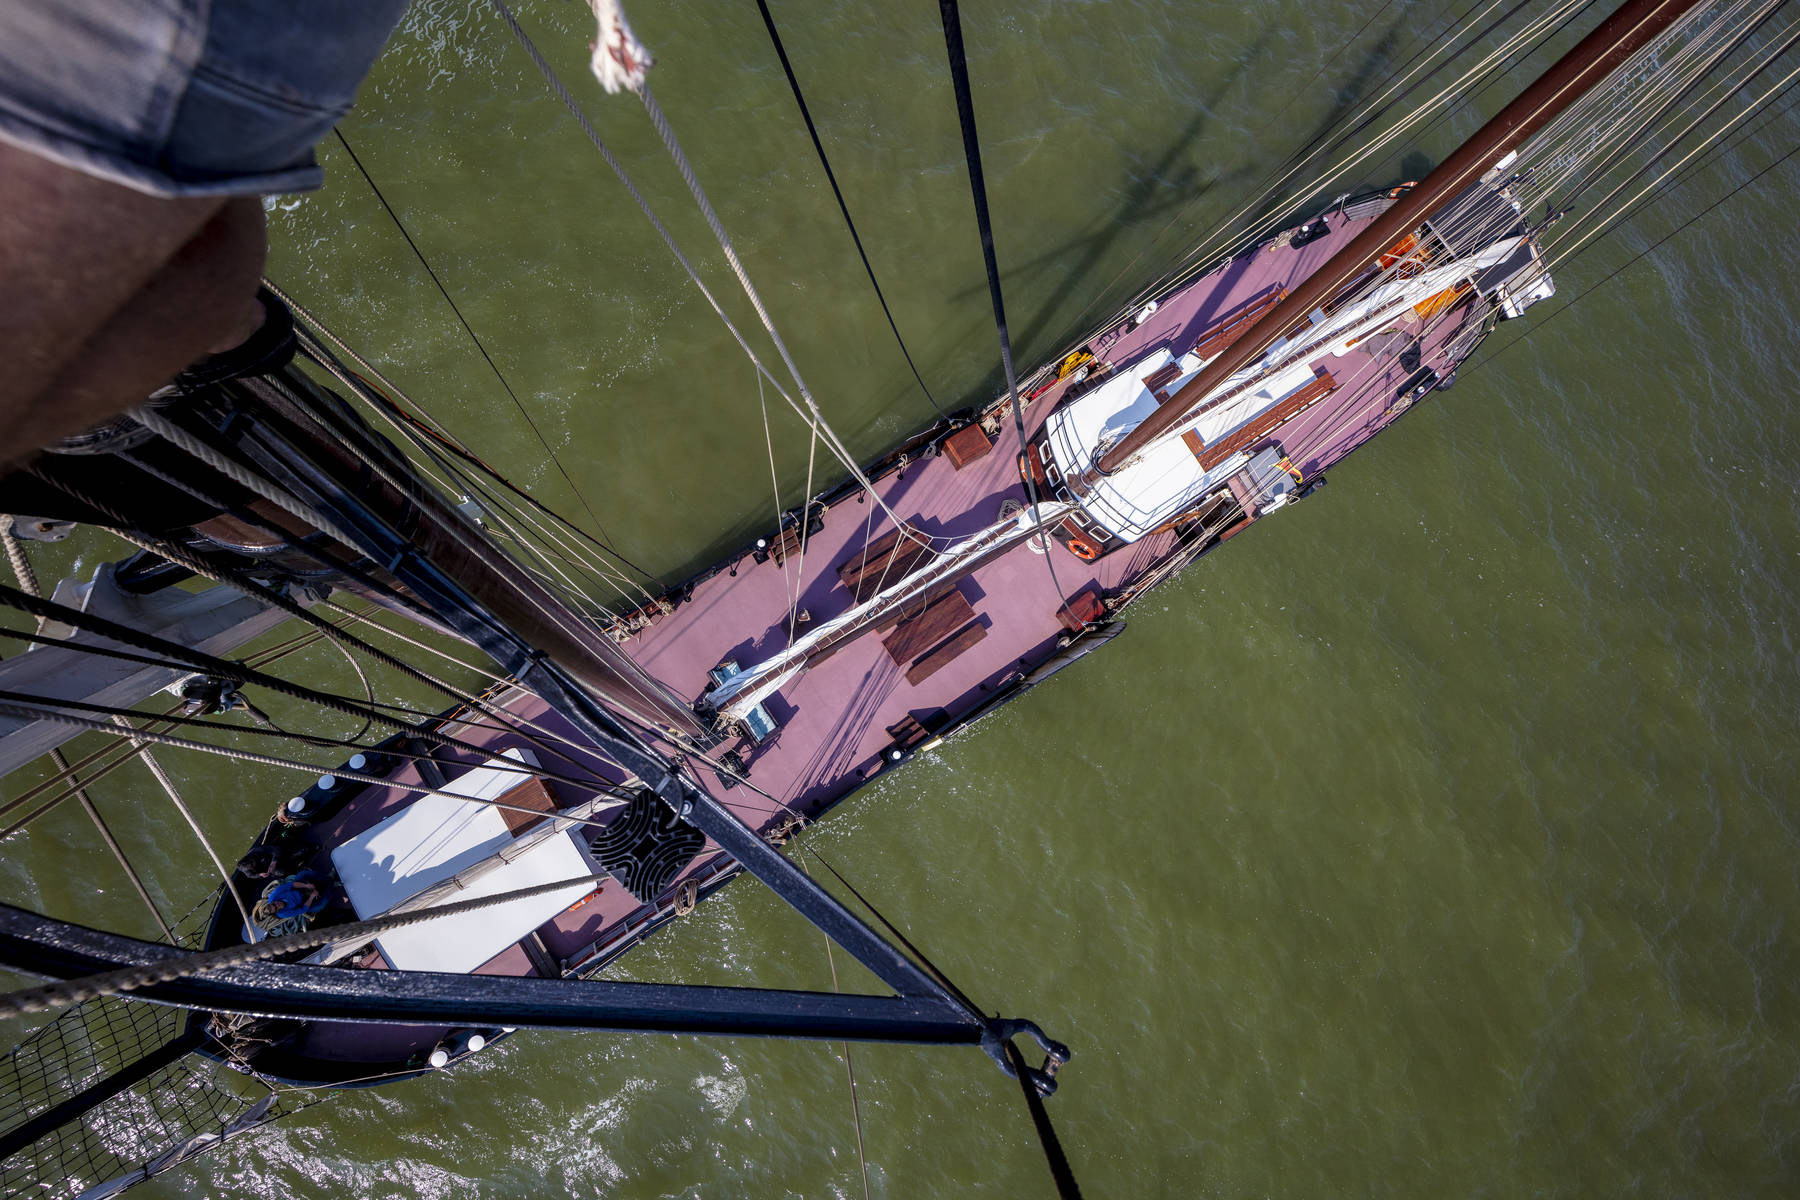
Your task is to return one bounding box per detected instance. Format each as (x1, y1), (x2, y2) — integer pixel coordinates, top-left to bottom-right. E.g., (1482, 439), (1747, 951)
(1082, 0), (1711, 483)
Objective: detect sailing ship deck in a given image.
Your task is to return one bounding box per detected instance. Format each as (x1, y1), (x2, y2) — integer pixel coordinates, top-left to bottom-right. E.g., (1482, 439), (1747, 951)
(258, 203), (1483, 1076)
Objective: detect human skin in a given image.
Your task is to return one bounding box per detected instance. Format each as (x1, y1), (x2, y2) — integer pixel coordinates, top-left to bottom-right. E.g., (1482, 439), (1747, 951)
(0, 140), (266, 471)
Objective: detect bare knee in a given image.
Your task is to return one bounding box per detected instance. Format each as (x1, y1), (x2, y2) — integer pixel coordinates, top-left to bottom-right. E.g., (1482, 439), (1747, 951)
(170, 197), (270, 355)
(0, 194), (269, 465)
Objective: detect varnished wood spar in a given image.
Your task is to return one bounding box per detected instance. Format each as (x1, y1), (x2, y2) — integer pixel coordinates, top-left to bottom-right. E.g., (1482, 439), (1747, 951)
(1093, 0), (1707, 477)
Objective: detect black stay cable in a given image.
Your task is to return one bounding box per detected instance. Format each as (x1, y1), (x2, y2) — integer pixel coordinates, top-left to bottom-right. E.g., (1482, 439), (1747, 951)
(755, 0), (948, 421)
(1477, 135), (1800, 366)
(1003, 1039), (1084, 1200)
(330, 128), (622, 553)
(937, 13), (1083, 1187)
(29, 465), (603, 777)
(937, 0), (1071, 612)
(789, 824), (1079, 1198)
(0, 581), (532, 769)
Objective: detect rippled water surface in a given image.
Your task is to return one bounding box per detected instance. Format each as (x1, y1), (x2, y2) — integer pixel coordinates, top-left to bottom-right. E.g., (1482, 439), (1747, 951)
(7, 0), (1800, 1196)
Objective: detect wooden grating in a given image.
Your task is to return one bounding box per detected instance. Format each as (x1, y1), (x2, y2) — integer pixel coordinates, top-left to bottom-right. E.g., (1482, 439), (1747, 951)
(1190, 287), (1287, 361)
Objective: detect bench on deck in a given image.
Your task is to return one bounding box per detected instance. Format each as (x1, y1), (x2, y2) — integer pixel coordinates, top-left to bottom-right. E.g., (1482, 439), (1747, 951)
(885, 711), (946, 752)
(904, 621), (988, 686)
(1143, 362), (1184, 406)
(837, 521), (935, 602)
(882, 587), (976, 666)
(1181, 370), (1337, 471)
(1190, 287), (1288, 362)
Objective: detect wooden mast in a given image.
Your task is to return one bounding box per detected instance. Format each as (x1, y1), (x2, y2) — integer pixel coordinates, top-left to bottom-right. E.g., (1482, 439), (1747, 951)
(1090, 0), (1708, 478)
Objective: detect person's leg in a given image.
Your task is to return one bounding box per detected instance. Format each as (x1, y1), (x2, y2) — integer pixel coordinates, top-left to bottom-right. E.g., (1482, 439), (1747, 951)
(10, 196), (269, 467)
(0, 142), (265, 464)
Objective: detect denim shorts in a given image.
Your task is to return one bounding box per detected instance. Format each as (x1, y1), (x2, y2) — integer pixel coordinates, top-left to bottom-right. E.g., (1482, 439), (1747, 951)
(0, 0), (413, 197)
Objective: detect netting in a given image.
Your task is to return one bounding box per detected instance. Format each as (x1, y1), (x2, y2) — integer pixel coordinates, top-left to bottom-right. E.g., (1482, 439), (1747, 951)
(0, 897), (320, 1198)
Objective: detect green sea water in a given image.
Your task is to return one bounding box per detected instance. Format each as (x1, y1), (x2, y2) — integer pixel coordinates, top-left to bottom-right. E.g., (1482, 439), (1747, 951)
(5, 0), (1800, 1195)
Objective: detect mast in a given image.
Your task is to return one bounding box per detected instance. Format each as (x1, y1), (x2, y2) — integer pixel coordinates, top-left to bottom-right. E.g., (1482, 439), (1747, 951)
(1091, 0), (1708, 477)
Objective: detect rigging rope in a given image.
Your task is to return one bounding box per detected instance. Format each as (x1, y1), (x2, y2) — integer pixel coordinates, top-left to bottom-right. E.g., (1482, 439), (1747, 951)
(0, 631), (325, 831)
(1545, 19), (1800, 267)
(0, 522), (175, 941)
(330, 129), (622, 552)
(0, 870), (609, 1018)
(0, 639), (350, 846)
(0, 700), (625, 828)
(126, 406), (364, 552)
(635, 83), (922, 537)
(109, 715), (256, 936)
(29, 466), (595, 769)
(486, 0), (929, 554)
(936, 0), (1070, 607)
(1479, 137), (1800, 364)
(753, 0), (947, 420)
(793, 852), (873, 1200)
(0, 581), (562, 770)
(264, 278), (664, 598)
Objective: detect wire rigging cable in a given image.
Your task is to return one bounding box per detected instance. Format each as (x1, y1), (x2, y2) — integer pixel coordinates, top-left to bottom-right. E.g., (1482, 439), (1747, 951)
(264, 277), (664, 598)
(936, 0), (1070, 609)
(486, 0), (929, 552)
(330, 129), (622, 553)
(0, 524), (174, 941)
(753, 0), (947, 420)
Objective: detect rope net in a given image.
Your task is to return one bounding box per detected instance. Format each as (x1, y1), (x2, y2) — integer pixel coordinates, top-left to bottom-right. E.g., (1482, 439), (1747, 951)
(0, 901), (317, 1199)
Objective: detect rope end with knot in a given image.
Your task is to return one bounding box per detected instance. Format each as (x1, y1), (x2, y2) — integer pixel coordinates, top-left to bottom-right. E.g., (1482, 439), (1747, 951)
(588, 0), (653, 94)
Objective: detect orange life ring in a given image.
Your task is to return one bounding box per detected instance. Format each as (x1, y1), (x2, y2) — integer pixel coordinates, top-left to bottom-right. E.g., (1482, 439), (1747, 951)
(1066, 535), (1100, 562)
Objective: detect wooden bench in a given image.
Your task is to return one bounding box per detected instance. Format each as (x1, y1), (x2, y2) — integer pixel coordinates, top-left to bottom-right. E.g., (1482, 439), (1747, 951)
(873, 578), (961, 635)
(1142, 362), (1184, 405)
(885, 712), (943, 751)
(882, 587), (976, 665)
(1180, 370), (1336, 471)
(1190, 287), (1287, 362)
(837, 521), (935, 602)
(904, 621), (988, 686)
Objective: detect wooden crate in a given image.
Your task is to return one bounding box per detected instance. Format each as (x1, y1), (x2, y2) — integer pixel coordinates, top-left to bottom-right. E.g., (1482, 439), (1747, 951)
(1055, 587), (1106, 633)
(942, 423), (993, 470)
